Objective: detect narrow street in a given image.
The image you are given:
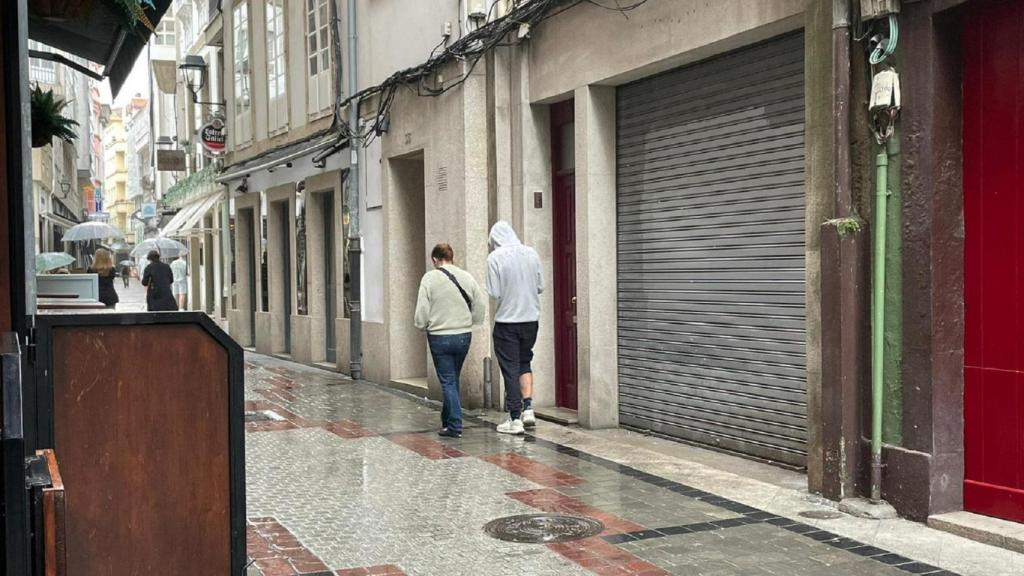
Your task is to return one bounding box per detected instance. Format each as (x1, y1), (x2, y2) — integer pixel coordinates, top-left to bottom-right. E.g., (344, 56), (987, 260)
(112, 277), (147, 312)
(243, 355), (1021, 576)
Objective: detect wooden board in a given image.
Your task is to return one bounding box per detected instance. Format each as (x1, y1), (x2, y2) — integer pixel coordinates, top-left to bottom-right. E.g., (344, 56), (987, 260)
(51, 324), (231, 575)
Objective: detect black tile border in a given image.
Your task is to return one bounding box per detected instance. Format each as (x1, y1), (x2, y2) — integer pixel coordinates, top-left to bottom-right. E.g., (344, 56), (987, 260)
(246, 355), (961, 576)
(507, 432), (958, 576)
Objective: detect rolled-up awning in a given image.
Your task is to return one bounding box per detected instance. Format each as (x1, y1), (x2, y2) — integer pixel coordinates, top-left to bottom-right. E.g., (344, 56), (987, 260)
(159, 192), (223, 238)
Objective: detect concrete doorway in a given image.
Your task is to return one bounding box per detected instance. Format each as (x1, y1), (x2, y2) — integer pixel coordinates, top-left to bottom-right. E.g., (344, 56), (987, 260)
(268, 196), (293, 356)
(237, 206), (256, 348)
(387, 151), (427, 389)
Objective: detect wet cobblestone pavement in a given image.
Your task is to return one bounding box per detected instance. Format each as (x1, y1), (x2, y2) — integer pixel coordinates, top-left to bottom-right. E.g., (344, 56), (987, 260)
(244, 354), (961, 576)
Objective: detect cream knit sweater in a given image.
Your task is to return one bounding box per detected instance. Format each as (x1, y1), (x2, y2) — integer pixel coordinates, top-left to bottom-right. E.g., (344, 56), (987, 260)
(414, 264), (486, 335)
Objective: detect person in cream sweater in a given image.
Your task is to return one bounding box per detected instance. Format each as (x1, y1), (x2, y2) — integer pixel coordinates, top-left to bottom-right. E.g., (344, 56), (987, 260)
(414, 243), (486, 437)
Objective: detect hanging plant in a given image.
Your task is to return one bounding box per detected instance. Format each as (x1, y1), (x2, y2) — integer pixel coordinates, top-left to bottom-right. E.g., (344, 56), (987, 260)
(31, 86), (79, 148)
(101, 0), (157, 34)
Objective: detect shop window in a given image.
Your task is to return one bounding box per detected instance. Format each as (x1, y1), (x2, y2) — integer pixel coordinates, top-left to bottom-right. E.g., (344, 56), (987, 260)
(295, 189), (308, 316)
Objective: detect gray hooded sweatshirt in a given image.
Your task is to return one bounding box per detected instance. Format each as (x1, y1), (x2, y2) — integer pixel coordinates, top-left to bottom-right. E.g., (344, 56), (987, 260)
(486, 221), (544, 323)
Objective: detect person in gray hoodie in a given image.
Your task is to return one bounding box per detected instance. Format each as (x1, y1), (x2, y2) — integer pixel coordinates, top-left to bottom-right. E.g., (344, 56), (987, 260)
(486, 221), (544, 435)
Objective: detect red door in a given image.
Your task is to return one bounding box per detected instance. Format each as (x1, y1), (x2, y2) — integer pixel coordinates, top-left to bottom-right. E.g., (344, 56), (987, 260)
(963, 1), (1024, 523)
(551, 100), (578, 410)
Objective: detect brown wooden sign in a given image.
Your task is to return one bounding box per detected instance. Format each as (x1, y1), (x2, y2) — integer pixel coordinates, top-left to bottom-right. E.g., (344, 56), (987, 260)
(156, 149), (186, 172)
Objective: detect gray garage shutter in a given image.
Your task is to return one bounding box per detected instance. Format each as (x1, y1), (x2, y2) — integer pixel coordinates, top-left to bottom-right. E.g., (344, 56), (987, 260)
(616, 32), (807, 467)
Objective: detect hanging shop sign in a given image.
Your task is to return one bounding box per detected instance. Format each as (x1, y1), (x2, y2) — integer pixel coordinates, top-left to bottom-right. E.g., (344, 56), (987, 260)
(141, 202), (158, 219)
(199, 117), (227, 156)
(157, 149), (187, 171)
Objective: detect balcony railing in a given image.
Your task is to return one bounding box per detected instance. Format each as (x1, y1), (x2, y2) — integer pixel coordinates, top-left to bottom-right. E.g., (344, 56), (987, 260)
(162, 165), (215, 208)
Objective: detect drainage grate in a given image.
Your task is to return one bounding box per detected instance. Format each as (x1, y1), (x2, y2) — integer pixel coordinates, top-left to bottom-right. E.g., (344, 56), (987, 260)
(483, 514), (604, 544)
(798, 510), (844, 520)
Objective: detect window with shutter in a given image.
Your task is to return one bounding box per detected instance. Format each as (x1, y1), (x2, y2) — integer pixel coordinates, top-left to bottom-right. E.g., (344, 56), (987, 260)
(233, 1), (252, 147)
(266, 0), (288, 134)
(306, 0), (332, 117)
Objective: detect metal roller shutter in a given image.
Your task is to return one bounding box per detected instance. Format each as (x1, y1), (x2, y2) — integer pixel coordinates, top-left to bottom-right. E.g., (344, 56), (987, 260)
(616, 32), (807, 467)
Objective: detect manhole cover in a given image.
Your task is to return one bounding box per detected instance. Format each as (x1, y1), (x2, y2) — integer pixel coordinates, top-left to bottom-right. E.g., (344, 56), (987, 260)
(483, 514), (604, 543)
(798, 509), (843, 520)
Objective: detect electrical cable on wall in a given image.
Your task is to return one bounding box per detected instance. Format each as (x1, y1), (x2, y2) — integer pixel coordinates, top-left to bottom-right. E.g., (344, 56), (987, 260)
(333, 0), (650, 148)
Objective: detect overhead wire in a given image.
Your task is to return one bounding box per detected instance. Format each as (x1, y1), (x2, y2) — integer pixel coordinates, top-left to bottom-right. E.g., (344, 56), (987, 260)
(337, 0), (646, 147)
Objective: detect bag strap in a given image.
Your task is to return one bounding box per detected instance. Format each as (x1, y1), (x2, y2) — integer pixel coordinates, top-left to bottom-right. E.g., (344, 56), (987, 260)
(438, 268), (472, 312)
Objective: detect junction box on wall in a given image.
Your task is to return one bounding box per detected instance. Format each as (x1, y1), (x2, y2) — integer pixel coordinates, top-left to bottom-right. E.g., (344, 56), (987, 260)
(861, 0), (899, 20)
(467, 0), (488, 20)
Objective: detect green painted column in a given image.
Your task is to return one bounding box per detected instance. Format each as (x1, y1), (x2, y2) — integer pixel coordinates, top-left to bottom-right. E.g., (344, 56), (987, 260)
(883, 125), (903, 446)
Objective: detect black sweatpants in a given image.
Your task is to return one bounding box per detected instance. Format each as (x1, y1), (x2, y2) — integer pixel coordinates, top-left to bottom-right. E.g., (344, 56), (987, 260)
(493, 321), (539, 418)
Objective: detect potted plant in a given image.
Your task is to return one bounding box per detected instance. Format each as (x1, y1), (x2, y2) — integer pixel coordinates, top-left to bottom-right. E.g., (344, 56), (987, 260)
(31, 86), (79, 148)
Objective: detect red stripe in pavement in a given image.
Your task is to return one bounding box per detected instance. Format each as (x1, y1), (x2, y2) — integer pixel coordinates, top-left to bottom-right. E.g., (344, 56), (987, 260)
(481, 453), (585, 488)
(322, 420), (374, 439)
(506, 488), (645, 535)
(505, 489), (669, 575)
(246, 396), (375, 439)
(246, 420), (300, 433)
(548, 537), (672, 576)
(387, 433), (467, 460)
(247, 517), (330, 575)
(335, 565), (407, 575)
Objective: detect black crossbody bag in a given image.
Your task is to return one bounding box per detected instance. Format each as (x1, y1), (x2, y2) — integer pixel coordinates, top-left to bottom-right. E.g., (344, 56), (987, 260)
(438, 268), (472, 311)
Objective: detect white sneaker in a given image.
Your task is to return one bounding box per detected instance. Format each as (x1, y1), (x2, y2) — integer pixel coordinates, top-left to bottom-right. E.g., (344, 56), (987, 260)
(496, 418), (525, 435)
(522, 409), (536, 427)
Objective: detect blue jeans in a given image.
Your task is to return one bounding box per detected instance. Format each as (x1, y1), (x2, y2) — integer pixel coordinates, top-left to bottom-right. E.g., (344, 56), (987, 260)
(428, 332), (472, 432)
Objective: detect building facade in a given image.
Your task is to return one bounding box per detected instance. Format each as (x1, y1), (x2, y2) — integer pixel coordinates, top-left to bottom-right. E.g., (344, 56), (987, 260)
(102, 109), (133, 237)
(28, 42), (93, 256)
(173, 0), (1024, 531)
(125, 96), (152, 245)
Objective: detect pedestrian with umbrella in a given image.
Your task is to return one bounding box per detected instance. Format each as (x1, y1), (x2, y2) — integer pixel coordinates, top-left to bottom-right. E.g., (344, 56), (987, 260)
(118, 260), (133, 288)
(62, 221), (125, 271)
(88, 248), (119, 308)
(61, 221), (125, 243)
(141, 250), (178, 312)
(130, 237), (188, 260)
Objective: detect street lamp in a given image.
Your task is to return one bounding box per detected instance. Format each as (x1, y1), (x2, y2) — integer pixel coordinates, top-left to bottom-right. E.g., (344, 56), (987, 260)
(179, 55), (206, 100)
(58, 179), (72, 199)
(178, 56), (225, 107)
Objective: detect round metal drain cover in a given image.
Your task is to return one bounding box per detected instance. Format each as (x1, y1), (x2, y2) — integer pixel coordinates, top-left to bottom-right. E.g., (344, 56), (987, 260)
(483, 514), (604, 543)
(798, 509), (843, 520)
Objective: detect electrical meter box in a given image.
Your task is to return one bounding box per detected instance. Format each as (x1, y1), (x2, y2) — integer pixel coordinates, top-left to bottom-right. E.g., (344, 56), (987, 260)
(861, 0), (899, 20)
(468, 0), (488, 20)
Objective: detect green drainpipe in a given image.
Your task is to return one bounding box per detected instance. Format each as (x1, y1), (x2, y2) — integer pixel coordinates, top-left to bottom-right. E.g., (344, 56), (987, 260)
(871, 146), (888, 503)
(883, 127), (903, 446)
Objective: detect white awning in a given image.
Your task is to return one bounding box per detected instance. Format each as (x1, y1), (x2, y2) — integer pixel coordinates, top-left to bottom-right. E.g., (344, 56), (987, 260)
(160, 192), (223, 238)
(42, 212), (80, 229)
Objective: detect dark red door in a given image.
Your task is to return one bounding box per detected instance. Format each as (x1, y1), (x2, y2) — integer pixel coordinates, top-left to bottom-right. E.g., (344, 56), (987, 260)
(551, 100), (578, 410)
(963, 1), (1024, 523)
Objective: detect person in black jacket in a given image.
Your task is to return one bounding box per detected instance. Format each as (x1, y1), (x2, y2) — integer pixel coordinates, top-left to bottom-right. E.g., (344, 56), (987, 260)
(88, 248), (119, 308)
(141, 250), (178, 312)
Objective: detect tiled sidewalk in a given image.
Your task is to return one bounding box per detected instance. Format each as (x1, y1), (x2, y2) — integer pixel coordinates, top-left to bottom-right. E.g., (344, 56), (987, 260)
(244, 354), (960, 576)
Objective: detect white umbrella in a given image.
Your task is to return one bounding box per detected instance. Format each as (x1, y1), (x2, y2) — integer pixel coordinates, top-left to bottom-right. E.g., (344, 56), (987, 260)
(35, 252), (75, 272)
(62, 221), (125, 242)
(130, 237), (189, 258)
